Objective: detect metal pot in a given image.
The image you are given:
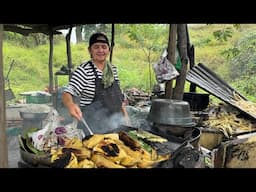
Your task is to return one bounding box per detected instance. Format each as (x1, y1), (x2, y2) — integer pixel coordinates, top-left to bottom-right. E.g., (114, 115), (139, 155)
(19, 112), (49, 132)
(147, 98), (196, 127)
(19, 112), (48, 120)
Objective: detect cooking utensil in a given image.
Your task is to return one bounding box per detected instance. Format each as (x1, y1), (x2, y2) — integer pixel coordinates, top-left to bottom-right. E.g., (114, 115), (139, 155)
(147, 98), (196, 127)
(183, 92), (209, 111)
(80, 117), (93, 135)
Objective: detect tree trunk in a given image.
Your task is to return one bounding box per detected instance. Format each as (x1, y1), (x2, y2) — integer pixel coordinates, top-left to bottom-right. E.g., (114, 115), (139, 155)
(0, 24), (8, 168)
(76, 26), (83, 43)
(172, 24), (188, 100)
(165, 24), (177, 99)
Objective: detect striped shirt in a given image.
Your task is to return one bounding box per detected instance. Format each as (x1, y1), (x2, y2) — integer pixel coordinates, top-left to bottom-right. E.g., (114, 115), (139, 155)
(64, 61), (120, 107)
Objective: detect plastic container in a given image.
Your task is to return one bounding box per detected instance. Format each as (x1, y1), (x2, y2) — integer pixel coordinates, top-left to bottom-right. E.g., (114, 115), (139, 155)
(26, 95), (51, 104)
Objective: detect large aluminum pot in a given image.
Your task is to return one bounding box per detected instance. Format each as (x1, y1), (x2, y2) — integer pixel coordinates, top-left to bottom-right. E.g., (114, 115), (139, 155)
(147, 99), (196, 127)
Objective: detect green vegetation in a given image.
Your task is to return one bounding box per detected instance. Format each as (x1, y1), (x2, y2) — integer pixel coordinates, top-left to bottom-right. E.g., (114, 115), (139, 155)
(189, 24), (256, 102)
(3, 24), (256, 103)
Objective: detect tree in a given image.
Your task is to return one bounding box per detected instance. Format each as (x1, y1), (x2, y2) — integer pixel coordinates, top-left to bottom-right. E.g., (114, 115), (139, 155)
(75, 26), (83, 43)
(126, 24), (168, 91)
(82, 24), (111, 43)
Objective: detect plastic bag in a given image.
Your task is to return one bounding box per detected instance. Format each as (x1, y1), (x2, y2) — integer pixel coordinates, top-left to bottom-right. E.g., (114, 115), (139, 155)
(28, 109), (61, 151)
(62, 119), (85, 140)
(28, 110), (85, 151)
(153, 56), (180, 83)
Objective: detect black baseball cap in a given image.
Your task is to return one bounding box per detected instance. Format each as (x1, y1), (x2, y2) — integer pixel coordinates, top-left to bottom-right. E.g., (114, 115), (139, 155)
(89, 32), (110, 47)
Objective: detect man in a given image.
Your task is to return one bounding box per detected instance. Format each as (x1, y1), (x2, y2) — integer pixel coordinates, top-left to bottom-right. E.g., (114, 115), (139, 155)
(62, 32), (130, 135)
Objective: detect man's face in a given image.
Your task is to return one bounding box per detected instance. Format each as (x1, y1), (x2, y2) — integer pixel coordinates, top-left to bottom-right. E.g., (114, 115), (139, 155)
(89, 43), (110, 62)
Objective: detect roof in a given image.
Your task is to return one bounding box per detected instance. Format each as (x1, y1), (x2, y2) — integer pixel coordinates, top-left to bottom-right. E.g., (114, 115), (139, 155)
(3, 24), (81, 36)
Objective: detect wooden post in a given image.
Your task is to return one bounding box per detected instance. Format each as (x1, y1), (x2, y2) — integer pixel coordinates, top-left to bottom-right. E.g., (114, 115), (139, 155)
(109, 23), (115, 63)
(48, 32), (54, 93)
(165, 24), (177, 99)
(0, 24), (8, 168)
(66, 27), (72, 80)
(173, 24), (189, 100)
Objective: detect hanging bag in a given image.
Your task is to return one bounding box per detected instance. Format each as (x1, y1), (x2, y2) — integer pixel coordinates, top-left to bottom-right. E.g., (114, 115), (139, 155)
(153, 56), (180, 83)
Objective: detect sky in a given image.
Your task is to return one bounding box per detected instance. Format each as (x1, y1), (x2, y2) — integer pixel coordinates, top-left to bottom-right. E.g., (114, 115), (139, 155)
(59, 28), (77, 44)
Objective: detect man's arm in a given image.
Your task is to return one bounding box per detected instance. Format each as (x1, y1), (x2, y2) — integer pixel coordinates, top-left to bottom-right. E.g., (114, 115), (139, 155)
(62, 92), (82, 120)
(121, 102), (131, 126)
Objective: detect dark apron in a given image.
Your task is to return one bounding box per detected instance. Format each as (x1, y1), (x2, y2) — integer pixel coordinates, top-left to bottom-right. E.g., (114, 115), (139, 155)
(79, 62), (123, 135)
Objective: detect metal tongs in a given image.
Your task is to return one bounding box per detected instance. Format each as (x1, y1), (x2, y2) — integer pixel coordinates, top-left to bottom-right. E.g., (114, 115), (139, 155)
(80, 117), (94, 135)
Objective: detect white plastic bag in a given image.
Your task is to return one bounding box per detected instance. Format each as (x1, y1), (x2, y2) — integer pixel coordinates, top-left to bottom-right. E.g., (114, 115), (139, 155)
(153, 56), (180, 83)
(29, 115), (85, 151)
(28, 109), (61, 151)
(62, 119), (85, 140)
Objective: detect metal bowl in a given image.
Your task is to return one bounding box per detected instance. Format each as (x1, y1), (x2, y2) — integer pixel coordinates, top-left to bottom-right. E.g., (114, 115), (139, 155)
(19, 111), (48, 120)
(147, 99), (195, 127)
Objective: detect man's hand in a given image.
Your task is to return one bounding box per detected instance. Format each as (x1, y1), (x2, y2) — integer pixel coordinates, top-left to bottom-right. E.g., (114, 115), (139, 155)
(121, 102), (131, 126)
(68, 103), (83, 121)
(62, 92), (82, 120)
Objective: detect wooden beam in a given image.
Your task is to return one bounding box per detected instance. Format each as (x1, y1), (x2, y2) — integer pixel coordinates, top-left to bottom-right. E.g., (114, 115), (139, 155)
(0, 24), (8, 168)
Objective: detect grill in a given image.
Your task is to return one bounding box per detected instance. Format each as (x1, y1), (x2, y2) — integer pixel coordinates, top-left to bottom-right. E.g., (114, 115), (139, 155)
(18, 123), (203, 168)
(151, 123), (201, 148)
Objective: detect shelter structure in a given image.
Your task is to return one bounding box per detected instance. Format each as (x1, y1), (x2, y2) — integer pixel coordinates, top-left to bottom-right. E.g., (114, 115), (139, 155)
(4, 24), (80, 92)
(0, 24), (182, 168)
(0, 24), (80, 167)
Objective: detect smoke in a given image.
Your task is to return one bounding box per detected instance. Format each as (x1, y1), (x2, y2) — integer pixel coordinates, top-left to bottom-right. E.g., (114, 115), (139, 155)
(107, 112), (126, 131)
(125, 105), (151, 130)
(82, 105), (126, 134)
(81, 104), (151, 135)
